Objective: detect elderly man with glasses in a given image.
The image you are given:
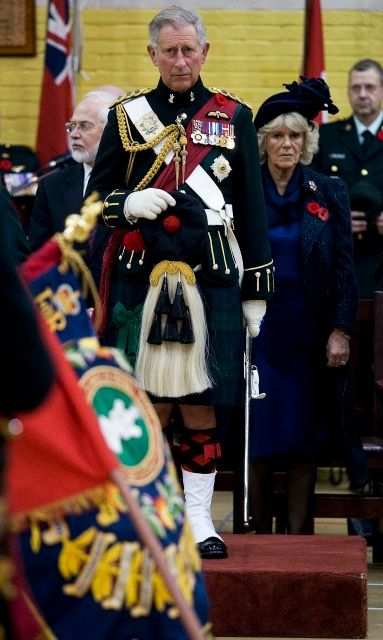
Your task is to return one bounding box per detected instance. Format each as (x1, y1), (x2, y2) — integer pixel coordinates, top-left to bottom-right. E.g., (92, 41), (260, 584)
(28, 87), (123, 252)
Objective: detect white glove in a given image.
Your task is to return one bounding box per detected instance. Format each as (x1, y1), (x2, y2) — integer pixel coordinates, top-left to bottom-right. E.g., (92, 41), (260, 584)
(242, 300), (266, 338)
(124, 188), (176, 222)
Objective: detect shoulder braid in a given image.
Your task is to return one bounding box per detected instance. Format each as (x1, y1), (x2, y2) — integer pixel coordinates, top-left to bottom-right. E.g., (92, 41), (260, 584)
(110, 88), (153, 109)
(208, 86), (253, 110)
(115, 102), (181, 191)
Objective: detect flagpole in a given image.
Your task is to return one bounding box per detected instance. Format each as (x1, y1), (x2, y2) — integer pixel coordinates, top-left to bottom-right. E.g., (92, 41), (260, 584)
(111, 468), (206, 640)
(71, 0), (81, 103)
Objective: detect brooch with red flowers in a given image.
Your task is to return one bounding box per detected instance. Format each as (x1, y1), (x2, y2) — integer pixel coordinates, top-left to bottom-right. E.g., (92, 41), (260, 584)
(377, 127), (383, 142)
(306, 201), (329, 222)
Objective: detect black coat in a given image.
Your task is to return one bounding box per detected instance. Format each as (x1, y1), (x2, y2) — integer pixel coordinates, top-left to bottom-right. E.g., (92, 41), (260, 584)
(300, 167), (358, 335)
(28, 162), (84, 251)
(311, 115), (383, 298)
(0, 188), (53, 415)
(0, 187), (30, 264)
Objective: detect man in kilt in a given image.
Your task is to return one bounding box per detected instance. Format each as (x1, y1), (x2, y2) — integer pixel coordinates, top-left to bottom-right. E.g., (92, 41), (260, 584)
(87, 5), (273, 560)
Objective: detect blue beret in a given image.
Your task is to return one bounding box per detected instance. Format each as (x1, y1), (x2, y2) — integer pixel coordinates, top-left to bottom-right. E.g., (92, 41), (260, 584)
(254, 76), (339, 130)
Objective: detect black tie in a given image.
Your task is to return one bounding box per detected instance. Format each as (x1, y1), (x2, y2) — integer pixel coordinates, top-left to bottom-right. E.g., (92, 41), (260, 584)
(361, 129), (374, 153)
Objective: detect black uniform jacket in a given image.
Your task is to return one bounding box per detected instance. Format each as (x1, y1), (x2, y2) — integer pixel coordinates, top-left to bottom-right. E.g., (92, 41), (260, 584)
(0, 188), (53, 415)
(86, 77), (273, 302)
(300, 167), (358, 335)
(311, 115), (383, 298)
(311, 115), (383, 195)
(28, 162), (84, 251)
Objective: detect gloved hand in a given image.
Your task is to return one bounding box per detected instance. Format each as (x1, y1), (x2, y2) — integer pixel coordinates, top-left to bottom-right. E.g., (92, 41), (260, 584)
(242, 300), (266, 338)
(124, 188), (176, 222)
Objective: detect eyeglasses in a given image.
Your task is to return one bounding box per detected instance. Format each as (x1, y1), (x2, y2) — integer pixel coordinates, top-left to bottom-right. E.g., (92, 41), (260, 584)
(64, 121), (95, 133)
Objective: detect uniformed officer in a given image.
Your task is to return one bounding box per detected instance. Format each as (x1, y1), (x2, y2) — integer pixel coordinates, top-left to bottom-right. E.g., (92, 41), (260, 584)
(311, 58), (383, 299)
(311, 60), (383, 513)
(0, 143), (39, 178)
(87, 6), (273, 560)
(0, 140), (40, 231)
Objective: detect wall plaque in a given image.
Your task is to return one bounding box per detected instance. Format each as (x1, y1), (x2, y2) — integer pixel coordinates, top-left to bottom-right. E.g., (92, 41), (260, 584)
(0, 0), (36, 55)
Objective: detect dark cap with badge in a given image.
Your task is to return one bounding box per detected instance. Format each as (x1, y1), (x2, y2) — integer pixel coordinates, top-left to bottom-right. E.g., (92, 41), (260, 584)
(254, 76), (339, 130)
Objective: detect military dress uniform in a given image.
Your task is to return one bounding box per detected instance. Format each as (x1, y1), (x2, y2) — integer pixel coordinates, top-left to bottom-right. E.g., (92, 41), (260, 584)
(311, 115), (383, 299)
(86, 76), (273, 560)
(312, 115), (383, 494)
(87, 77), (273, 408)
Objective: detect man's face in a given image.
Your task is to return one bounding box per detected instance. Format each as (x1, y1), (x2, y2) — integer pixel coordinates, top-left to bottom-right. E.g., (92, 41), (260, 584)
(147, 23), (209, 93)
(347, 68), (383, 122)
(67, 99), (106, 165)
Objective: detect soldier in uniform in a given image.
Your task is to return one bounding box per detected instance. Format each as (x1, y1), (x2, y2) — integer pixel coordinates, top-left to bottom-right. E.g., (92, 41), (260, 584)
(0, 139), (40, 232)
(0, 144), (39, 179)
(87, 5), (273, 560)
(311, 58), (383, 299)
(311, 60), (383, 510)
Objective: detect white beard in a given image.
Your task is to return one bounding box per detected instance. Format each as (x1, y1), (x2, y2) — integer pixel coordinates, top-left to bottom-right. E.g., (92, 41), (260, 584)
(71, 148), (97, 165)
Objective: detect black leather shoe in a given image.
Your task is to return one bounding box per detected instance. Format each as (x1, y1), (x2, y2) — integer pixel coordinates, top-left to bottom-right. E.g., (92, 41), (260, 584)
(198, 536), (227, 559)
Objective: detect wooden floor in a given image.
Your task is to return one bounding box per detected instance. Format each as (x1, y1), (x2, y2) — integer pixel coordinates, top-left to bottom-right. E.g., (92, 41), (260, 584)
(212, 468), (383, 640)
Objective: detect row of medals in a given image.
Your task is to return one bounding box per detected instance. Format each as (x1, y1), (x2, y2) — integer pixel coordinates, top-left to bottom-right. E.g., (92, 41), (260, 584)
(191, 119), (235, 149)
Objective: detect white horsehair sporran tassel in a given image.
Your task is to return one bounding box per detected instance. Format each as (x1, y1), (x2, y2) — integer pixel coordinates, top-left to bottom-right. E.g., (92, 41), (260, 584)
(135, 268), (212, 397)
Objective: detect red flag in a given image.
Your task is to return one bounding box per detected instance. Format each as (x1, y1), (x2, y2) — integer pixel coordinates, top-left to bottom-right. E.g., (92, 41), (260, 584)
(302, 0), (327, 124)
(6, 313), (119, 522)
(36, 0), (75, 166)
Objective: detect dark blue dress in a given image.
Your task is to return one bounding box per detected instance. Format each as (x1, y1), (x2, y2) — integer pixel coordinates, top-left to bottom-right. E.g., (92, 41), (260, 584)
(250, 164), (322, 459)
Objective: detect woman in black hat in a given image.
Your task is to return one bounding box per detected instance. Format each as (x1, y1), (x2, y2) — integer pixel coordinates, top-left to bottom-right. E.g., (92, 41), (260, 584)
(249, 77), (367, 533)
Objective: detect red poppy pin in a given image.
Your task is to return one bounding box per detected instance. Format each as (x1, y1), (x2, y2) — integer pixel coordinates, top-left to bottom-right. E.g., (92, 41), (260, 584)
(306, 201), (329, 222)
(377, 128), (383, 142)
(215, 93), (228, 106)
(0, 159), (12, 171)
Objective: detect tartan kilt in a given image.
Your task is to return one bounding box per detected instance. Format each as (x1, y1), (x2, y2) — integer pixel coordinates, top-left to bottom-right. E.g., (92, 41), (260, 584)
(197, 281), (245, 407)
(105, 275), (245, 408)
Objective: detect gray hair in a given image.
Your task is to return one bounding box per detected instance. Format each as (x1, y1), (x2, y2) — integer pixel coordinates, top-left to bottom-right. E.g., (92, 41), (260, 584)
(148, 5), (207, 49)
(79, 90), (118, 125)
(349, 58), (383, 86)
(257, 112), (319, 166)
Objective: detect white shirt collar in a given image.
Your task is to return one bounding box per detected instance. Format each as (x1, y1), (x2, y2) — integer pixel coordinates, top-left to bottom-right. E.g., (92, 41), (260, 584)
(353, 112), (383, 143)
(83, 162), (93, 196)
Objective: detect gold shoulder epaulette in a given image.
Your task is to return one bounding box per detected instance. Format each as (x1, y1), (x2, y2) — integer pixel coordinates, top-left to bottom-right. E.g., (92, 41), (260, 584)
(110, 88), (153, 108)
(208, 87), (253, 110)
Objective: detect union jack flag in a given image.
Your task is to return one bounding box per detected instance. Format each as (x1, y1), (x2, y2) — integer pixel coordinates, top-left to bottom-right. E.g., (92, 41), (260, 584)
(36, 0), (75, 166)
